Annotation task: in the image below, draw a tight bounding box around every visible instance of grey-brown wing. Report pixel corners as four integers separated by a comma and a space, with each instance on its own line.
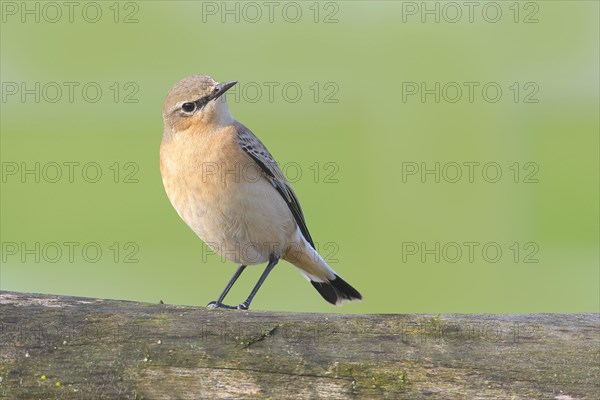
235, 122, 315, 248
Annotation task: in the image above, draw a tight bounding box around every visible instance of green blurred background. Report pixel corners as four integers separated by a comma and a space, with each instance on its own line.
1, 1, 598, 313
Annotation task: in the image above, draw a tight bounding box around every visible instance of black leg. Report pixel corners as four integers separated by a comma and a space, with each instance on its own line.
207, 264, 246, 309
238, 255, 279, 310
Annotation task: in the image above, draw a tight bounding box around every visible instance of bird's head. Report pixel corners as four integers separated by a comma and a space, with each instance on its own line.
162, 75, 237, 135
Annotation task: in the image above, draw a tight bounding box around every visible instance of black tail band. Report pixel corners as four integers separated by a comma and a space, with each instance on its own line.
311, 274, 362, 305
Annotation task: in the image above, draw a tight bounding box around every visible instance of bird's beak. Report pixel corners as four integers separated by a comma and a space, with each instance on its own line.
211, 81, 237, 101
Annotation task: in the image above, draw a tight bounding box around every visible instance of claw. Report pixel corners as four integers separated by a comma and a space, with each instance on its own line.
207, 301, 237, 310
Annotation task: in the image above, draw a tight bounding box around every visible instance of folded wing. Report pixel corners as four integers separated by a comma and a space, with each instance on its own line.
235, 122, 315, 249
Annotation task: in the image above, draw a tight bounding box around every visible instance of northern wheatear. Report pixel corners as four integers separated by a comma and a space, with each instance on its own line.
160, 75, 362, 309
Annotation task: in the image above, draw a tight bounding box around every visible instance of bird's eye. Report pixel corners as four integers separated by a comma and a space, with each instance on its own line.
181, 102, 196, 113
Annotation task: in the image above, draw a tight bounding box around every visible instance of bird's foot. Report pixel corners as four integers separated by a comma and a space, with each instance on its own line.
207, 301, 250, 310
207, 301, 236, 309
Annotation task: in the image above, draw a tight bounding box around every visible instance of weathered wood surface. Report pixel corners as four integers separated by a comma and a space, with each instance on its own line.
0, 291, 598, 399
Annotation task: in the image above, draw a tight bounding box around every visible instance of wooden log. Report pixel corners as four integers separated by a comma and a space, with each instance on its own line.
0, 291, 598, 399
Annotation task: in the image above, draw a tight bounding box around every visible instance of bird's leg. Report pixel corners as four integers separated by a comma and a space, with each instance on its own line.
207, 264, 246, 309
238, 255, 279, 310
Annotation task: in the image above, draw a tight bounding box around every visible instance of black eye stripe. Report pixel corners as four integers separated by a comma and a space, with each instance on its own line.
194, 96, 210, 109
181, 95, 211, 114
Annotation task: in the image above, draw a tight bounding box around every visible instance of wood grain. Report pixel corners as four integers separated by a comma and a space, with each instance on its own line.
1, 291, 598, 399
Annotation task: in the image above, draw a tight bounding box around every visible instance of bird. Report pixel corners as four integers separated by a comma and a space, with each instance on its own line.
160, 75, 362, 310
